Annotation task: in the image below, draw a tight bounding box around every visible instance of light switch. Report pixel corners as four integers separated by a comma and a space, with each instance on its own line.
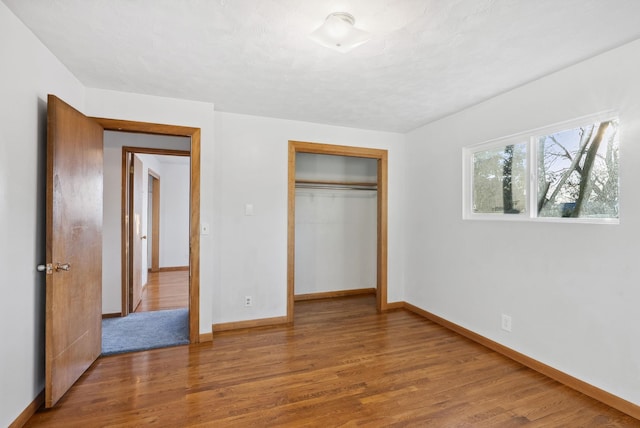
245, 204, 254, 216
201, 222, 210, 235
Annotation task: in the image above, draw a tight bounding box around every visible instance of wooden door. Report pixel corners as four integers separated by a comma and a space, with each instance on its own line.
129, 154, 144, 312
45, 95, 103, 407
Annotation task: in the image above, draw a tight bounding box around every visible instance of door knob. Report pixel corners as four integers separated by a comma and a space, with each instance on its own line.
37, 263, 69, 274
141, 235, 147, 240
37, 264, 52, 274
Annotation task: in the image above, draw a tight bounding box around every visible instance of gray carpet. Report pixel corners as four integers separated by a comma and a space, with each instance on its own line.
102, 308, 189, 356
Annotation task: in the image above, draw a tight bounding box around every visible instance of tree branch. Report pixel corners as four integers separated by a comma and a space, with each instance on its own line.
572, 121, 611, 217
539, 125, 594, 213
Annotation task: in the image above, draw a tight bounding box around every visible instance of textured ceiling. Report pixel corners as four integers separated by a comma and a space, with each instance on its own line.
4, 0, 640, 132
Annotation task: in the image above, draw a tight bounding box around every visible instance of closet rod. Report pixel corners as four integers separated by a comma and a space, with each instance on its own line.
295, 179, 378, 191
295, 183, 377, 191
295, 179, 377, 186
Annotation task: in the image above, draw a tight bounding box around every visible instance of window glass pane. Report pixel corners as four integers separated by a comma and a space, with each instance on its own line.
537, 119, 619, 218
472, 143, 527, 214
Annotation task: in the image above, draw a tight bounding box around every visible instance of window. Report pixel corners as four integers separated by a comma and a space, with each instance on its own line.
471, 142, 527, 215
464, 114, 619, 223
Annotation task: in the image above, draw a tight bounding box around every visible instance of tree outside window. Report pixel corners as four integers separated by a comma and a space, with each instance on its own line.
472, 143, 527, 214
465, 115, 619, 223
537, 119, 619, 219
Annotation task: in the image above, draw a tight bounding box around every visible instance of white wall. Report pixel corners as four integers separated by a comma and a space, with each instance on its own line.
102, 132, 190, 314
159, 159, 190, 268
0, 3, 86, 426
296, 153, 379, 182
139, 155, 190, 271
213, 112, 405, 323
404, 39, 640, 405
135, 154, 190, 284
295, 154, 377, 294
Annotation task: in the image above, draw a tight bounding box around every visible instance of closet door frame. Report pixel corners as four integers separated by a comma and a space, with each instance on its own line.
287, 141, 388, 321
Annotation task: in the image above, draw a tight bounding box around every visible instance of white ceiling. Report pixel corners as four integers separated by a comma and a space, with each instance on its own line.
4, 0, 640, 132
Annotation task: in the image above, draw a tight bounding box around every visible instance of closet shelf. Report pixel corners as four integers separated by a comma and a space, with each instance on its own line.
295, 179, 377, 191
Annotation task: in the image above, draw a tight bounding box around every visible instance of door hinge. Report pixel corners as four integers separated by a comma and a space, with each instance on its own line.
130, 165, 134, 174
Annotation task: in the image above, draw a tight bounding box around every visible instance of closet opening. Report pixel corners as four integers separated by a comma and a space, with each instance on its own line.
287, 141, 389, 322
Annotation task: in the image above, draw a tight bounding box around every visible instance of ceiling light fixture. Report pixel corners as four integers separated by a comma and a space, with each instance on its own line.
309, 12, 370, 53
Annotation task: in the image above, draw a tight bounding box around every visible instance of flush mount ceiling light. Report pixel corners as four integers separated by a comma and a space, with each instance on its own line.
309, 12, 371, 53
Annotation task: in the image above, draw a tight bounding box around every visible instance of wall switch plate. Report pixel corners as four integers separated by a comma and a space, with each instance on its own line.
501, 314, 512, 332
200, 222, 210, 235
245, 204, 254, 216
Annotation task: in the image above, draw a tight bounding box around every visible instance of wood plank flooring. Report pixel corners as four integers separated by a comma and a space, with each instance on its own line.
27, 296, 639, 427
135, 270, 189, 312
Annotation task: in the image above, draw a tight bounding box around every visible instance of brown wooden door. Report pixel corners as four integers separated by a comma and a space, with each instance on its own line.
45, 95, 103, 407
129, 154, 144, 312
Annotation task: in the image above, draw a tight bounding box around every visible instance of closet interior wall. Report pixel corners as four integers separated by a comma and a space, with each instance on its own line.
294, 153, 378, 296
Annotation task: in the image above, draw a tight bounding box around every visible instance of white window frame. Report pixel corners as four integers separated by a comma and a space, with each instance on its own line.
463, 136, 530, 221
463, 111, 620, 224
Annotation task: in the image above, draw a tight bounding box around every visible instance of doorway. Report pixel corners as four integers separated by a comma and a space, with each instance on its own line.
101, 147, 191, 355
123, 148, 190, 315
287, 141, 389, 322
94, 118, 201, 343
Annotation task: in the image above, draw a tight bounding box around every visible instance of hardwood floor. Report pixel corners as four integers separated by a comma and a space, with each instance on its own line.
135, 270, 189, 312
27, 296, 638, 427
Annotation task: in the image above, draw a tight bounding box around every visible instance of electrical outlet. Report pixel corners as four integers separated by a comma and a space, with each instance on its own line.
245, 296, 252, 307
501, 314, 512, 332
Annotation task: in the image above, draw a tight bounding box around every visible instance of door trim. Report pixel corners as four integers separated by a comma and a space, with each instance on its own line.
93, 118, 201, 343
287, 141, 389, 322
148, 169, 160, 273
128, 153, 145, 312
